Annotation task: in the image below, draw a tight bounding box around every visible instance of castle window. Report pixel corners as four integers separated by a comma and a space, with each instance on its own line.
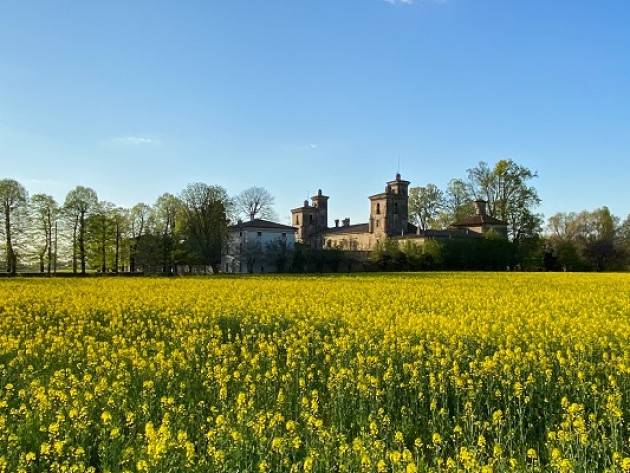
376, 220, 380, 228
282, 232, 287, 238
376, 203, 381, 214
394, 202, 398, 214
257, 231, 262, 237
296, 216, 300, 224
309, 215, 313, 223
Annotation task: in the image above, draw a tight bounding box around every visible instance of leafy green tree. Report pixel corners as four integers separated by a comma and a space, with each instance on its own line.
0, 179, 28, 274
616, 214, 630, 268
64, 186, 98, 274
438, 178, 474, 228
152, 193, 181, 273
545, 207, 623, 271
179, 183, 231, 273
467, 160, 542, 241
87, 201, 115, 272
30, 193, 58, 274
128, 203, 151, 272
408, 184, 444, 230
111, 207, 128, 273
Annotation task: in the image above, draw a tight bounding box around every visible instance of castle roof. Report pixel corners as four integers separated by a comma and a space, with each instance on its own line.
451, 214, 507, 227
391, 228, 483, 240
323, 223, 370, 235
229, 219, 297, 231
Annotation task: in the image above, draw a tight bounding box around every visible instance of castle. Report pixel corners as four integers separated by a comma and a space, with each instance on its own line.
291, 173, 507, 251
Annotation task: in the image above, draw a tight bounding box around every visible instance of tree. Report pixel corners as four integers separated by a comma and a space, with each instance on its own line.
408, 184, 444, 231
128, 203, 151, 272
236, 186, 276, 221
87, 201, 116, 272
545, 207, 623, 271
439, 178, 474, 227
579, 207, 619, 271
152, 193, 181, 273
179, 183, 231, 272
616, 214, 630, 268
467, 160, 542, 241
265, 239, 292, 273
30, 193, 58, 274
111, 207, 128, 273
0, 179, 28, 274
241, 239, 264, 273
64, 186, 98, 274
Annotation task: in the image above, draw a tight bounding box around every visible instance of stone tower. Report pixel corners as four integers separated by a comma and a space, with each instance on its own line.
368, 173, 410, 236
291, 189, 329, 247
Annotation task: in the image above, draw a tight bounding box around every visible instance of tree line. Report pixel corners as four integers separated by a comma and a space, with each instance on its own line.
0, 180, 275, 275
1, 159, 628, 274
405, 159, 629, 271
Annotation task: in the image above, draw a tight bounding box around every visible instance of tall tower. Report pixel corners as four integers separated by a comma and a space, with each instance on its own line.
291, 189, 329, 247
368, 173, 410, 236
311, 189, 329, 229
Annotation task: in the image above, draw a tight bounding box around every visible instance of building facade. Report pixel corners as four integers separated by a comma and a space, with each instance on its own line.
291, 173, 508, 251
222, 219, 297, 273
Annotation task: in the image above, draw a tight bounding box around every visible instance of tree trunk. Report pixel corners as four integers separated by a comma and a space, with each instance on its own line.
79, 211, 86, 275
130, 242, 136, 273
46, 211, 52, 275
53, 221, 58, 274
101, 235, 106, 273
114, 223, 120, 273
4, 209, 14, 275
72, 217, 78, 273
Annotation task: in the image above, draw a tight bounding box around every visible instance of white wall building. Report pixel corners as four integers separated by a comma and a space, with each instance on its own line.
222, 219, 297, 273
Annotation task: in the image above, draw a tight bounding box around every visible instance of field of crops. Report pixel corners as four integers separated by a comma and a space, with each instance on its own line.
0, 274, 628, 472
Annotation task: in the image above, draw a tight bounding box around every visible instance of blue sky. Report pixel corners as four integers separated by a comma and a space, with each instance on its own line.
1, 0, 629, 225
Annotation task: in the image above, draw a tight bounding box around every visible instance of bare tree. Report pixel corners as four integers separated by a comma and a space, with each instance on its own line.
64, 186, 98, 274
0, 179, 28, 274
236, 186, 276, 221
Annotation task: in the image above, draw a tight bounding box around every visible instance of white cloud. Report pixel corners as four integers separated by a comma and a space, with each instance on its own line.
309, 143, 318, 149
106, 136, 162, 146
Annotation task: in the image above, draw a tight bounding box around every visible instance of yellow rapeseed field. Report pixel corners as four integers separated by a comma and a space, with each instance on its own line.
0, 273, 628, 472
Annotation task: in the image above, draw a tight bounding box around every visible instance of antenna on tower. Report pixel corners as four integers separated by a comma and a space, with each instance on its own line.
397, 156, 401, 175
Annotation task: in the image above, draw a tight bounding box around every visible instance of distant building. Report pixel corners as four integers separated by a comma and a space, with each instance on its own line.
222, 219, 297, 273
449, 200, 509, 238
291, 173, 507, 251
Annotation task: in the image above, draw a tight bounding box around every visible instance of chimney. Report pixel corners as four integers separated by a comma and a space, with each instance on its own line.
474, 200, 488, 216
304, 200, 309, 207
318, 189, 322, 196
342, 218, 350, 227
396, 173, 401, 181
334, 219, 339, 227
